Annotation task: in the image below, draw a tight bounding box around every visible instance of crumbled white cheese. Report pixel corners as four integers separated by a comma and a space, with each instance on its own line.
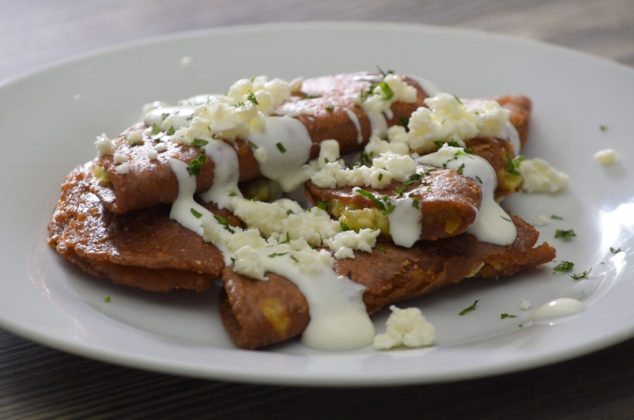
594, 148, 618, 166
518, 158, 569, 193
113, 152, 129, 164
373, 306, 436, 350
253, 148, 268, 164
311, 151, 416, 189
233, 245, 266, 280
114, 162, 130, 175
146, 148, 158, 160
180, 55, 192, 67
359, 75, 418, 129
289, 77, 303, 93
231, 198, 339, 247
154, 142, 168, 153
520, 298, 533, 311
126, 129, 144, 145
94, 133, 114, 156
325, 229, 380, 259
406, 93, 510, 153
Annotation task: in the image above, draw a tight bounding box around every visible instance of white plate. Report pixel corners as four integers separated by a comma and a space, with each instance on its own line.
1, 22, 633, 386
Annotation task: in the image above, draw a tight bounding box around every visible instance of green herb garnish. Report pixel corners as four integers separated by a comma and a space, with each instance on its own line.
280, 232, 291, 244
500, 313, 517, 319
190, 208, 203, 219
433, 139, 464, 149
600, 124, 608, 132
247, 91, 259, 105
377, 81, 394, 100
400, 116, 410, 128
550, 214, 563, 220
316, 201, 328, 211
452, 94, 463, 105
268, 252, 288, 258
610, 246, 623, 255
571, 268, 592, 280
192, 138, 209, 147
457, 163, 465, 175
459, 300, 479, 316
166, 126, 175, 136
340, 221, 350, 231
411, 198, 420, 209
160, 113, 169, 122
377, 66, 395, 77
325, 105, 335, 113
555, 229, 576, 241
506, 155, 525, 175
103, 295, 111, 303
553, 261, 574, 273
290, 255, 299, 263
151, 124, 161, 136
475, 175, 483, 184
213, 214, 235, 233
276, 142, 287, 153
355, 189, 395, 215
500, 215, 512, 222
187, 153, 206, 176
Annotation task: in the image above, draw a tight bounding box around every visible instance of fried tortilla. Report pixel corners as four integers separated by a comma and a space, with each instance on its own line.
305, 166, 482, 241
220, 216, 555, 349
93, 72, 427, 214
48, 164, 233, 292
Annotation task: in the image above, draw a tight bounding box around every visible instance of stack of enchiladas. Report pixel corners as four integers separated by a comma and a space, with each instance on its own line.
48, 71, 555, 350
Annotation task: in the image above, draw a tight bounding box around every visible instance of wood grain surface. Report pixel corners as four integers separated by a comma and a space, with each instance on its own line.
2, 0, 634, 418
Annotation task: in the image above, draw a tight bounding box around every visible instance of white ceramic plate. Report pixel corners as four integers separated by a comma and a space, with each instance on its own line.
1, 22, 633, 386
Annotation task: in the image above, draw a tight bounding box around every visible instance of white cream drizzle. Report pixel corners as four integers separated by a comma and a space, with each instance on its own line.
167, 156, 375, 351
417, 145, 517, 246
503, 122, 521, 154
199, 139, 243, 210
387, 197, 422, 247
247, 116, 312, 192
529, 298, 584, 322
343, 108, 364, 144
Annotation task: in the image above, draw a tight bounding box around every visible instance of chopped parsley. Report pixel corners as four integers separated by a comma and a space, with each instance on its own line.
316, 201, 328, 211
377, 66, 395, 77
247, 91, 259, 105
192, 138, 209, 147
475, 175, 483, 184
228, 191, 238, 197
550, 214, 564, 220
500, 215, 512, 222
457, 163, 465, 175
304, 93, 321, 99
433, 139, 463, 149
355, 189, 394, 215
213, 214, 235, 233
571, 268, 592, 280
276, 142, 287, 153
268, 252, 288, 258
506, 155, 525, 175
377, 81, 394, 100
600, 124, 608, 132
378, 173, 384, 181
452, 94, 463, 105
280, 232, 291, 244
555, 229, 576, 241
103, 295, 111, 303
166, 126, 175, 136
290, 255, 299, 263
610, 246, 623, 255
151, 124, 161, 136
339, 221, 350, 231
190, 208, 203, 219
500, 313, 517, 319
325, 105, 335, 113
375, 245, 387, 253
187, 153, 206, 176
411, 198, 420, 209
400, 116, 410, 128
248, 140, 259, 149
395, 173, 424, 196
553, 261, 574, 273
160, 112, 169, 122
459, 300, 479, 316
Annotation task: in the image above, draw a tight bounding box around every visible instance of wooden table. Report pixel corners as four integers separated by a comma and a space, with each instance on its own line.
2, 0, 633, 417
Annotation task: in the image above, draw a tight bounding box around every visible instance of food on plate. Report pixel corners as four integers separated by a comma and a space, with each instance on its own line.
220, 216, 555, 349
48, 70, 556, 351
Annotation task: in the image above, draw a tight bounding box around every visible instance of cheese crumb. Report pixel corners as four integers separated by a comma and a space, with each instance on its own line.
373, 306, 436, 350
126, 129, 144, 145
154, 142, 168, 153
518, 158, 568, 193
114, 162, 130, 175
146, 148, 158, 160
325, 229, 380, 259
594, 148, 618, 166
94, 133, 115, 156
113, 152, 129, 164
